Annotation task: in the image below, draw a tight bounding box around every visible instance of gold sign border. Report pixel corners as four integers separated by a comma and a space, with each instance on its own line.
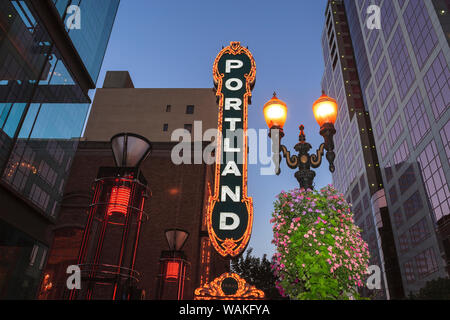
207, 42, 256, 258
194, 272, 265, 300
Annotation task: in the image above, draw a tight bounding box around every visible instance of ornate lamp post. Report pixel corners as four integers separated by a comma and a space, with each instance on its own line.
263, 92, 338, 190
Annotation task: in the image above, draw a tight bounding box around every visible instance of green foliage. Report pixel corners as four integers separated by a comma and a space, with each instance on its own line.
270, 185, 370, 300
231, 248, 285, 300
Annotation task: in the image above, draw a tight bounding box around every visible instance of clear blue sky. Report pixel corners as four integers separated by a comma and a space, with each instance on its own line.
93, 0, 330, 258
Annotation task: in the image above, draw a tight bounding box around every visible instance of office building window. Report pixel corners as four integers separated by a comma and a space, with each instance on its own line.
367, 27, 379, 52
367, 82, 376, 103
371, 39, 383, 68
417, 140, 450, 221
381, 0, 397, 40
365, 214, 373, 231
440, 120, 450, 163
371, 99, 380, 120
409, 218, 431, 246
383, 94, 397, 126
379, 139, 388, 159
399, 164, 416, 194
375, 56, 388, 84
368, 233, 378, 255
403, 190, 423, 220
30, 184, 50, 210
393, 207, 404, 229
423, 51, 450, 120
415, 247, 438, 279
403, 0, 438, 70
404, 88, 430, 147
359, 175, 366, 191
362, 193, 370, 210
374, 118, 384, 140
398, 233, 409, 254
166, 105, 171, 112
404, 260, 416, 283
352, 202, 363, 222
384, 165, 394, 182
393, 139, 410, 167
351, 183, 360, 202
163, 123, 168, 132
184, 124, 193, 133
389, 185, 398, 204
379, 75, 393, 107
186, 105, 194, 114
388, 117, 404, 147
388, 26, 416, 101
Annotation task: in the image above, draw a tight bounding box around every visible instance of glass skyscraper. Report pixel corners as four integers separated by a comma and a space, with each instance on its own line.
0, 0, 119, 299
321, 0, 449, 298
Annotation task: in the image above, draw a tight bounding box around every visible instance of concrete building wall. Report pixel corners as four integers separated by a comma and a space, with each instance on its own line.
84, 72, 218, 143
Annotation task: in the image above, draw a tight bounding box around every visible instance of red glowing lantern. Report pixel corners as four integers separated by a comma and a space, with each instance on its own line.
165, 261, 180, 280
107, 185, 131, 216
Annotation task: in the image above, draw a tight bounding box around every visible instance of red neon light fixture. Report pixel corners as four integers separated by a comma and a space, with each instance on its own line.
165, 261, 180, 280
107, 185, 131, 216
157, 229, 190, 300
69, 133, 152, 300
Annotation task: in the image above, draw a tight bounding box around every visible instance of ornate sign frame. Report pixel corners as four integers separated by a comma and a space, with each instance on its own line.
194, 273, 264, 300
207, 42, 256, 258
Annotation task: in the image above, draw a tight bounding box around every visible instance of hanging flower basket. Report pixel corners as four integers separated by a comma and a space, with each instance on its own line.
271, 185, 370, 300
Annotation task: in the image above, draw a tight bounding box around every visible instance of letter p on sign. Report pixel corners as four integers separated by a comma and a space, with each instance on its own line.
226, 60, 243, 73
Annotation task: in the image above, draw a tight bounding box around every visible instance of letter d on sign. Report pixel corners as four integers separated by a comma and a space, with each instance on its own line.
66, 265, 81, 290
219, 212, 240, 230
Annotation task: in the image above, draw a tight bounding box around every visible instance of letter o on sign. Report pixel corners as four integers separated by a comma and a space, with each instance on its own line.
225, 78, 243, 91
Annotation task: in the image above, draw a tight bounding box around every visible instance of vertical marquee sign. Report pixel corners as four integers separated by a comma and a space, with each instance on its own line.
208, 42, 256, 258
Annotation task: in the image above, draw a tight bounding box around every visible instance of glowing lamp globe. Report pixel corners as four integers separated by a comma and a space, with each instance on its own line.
263, 92, 288, 129
312, 92, 338, 127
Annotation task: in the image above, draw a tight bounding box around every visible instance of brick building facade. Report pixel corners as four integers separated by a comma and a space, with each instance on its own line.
39, 72, 229, 299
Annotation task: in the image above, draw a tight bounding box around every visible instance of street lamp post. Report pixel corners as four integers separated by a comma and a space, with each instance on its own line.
157, 229, 190, 300
69, 133, 152, 300
263, 92, 338, 190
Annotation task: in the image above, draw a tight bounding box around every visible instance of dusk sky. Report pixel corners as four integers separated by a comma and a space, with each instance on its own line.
91, 0, 331, 258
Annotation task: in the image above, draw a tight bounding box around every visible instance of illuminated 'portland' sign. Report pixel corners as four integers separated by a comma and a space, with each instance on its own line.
208, 42, 256, 258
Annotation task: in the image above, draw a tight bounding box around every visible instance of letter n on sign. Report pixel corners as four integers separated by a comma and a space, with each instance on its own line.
207, 42, 256, 258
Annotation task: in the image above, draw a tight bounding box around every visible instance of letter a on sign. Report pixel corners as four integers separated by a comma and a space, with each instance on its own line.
207, 42, 256, 258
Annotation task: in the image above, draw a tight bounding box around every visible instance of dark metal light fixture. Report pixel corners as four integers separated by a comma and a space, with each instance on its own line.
264, 91, 338, 190
165, 229, 189, 251
111, 133, 152, 168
